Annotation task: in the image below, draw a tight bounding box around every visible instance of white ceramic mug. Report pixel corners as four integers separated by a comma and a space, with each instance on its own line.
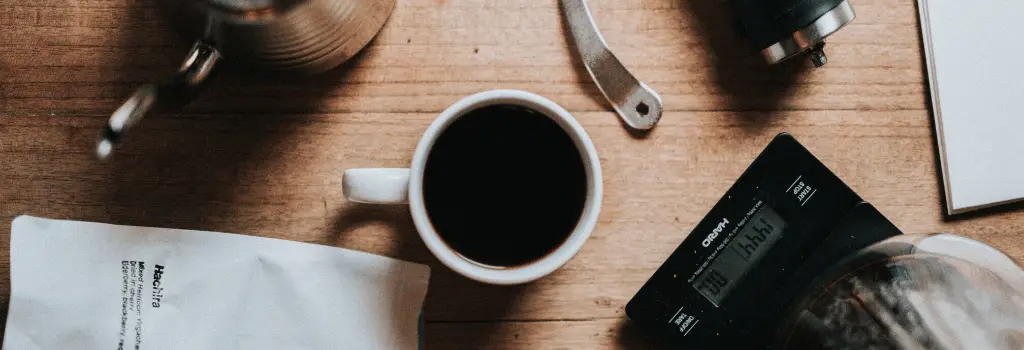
342, 90, 602, 285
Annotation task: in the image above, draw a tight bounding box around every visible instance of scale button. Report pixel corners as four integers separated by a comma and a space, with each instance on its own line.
785, 175, 818, 207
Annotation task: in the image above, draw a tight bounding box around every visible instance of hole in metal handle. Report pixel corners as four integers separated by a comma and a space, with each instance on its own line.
636, 102, 650, 116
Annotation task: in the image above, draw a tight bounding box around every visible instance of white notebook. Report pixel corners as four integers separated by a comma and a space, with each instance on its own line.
918, 0, 1024, 214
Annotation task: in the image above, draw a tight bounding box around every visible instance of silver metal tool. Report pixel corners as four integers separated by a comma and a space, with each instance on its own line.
560, 0, 664, 130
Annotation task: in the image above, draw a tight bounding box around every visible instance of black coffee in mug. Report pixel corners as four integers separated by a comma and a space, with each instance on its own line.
423, 105, 588, 267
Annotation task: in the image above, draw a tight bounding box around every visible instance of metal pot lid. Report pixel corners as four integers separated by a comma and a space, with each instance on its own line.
203, 0, 300, 13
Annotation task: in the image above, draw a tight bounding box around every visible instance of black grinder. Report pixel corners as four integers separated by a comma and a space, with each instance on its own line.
733, 0, 855, 66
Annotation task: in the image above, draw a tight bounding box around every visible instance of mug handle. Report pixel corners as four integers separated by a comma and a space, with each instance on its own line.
343, 168, 412, 204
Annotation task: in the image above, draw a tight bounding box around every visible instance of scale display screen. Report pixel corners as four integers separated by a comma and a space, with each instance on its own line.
692, 206, 787, 306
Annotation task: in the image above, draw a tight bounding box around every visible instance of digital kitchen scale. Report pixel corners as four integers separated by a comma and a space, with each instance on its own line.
625, 133, 903, 348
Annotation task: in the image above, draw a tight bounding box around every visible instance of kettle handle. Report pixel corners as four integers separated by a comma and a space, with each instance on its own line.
97, 41, 221, 159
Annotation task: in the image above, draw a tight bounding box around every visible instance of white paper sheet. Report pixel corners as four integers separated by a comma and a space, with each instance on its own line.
918, 0, 1024, 214
4, 216, 430, 350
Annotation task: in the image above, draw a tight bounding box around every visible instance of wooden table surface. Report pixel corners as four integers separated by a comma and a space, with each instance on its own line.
1, 0, 1022, 348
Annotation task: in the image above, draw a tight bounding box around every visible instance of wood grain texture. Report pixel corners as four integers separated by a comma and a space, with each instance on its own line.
0, 0, 1021, 348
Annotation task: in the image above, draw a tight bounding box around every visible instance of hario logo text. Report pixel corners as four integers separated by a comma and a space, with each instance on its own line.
701, 218, 730, 247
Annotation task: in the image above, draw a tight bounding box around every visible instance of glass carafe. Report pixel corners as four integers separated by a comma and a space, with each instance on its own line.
780, 234, 1024, 350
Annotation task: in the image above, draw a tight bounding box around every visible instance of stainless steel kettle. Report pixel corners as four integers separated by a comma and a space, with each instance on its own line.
98, 0, 397, 158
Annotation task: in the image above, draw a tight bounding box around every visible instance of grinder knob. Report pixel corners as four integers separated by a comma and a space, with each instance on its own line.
809, 43, 828, 67
732, 0, 855, 66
